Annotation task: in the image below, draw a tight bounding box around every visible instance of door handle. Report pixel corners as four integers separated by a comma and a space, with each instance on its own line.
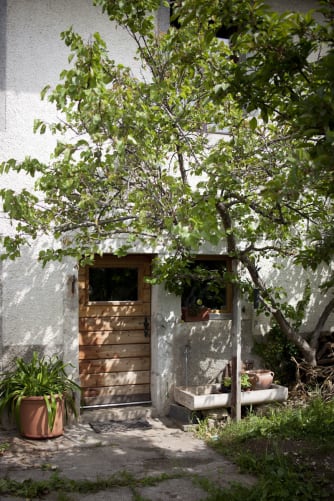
144, 316, 150, 338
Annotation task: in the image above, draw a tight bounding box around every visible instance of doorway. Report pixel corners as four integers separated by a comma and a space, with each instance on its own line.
79, 254, 151, 406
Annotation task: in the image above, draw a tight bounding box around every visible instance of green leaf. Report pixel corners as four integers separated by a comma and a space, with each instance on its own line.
249, 116, 257, 131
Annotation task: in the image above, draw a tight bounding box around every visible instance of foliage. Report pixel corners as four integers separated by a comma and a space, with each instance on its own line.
197, 397, 334, 499
0, 442, 10, 455
0, 0, 334, 365
0, 351, 80, 431
156, 257, 230, 311
220, 397, 334, 442
196, 454, 327, 500
0, 470, 186, 499
222, 373, 252, 391
234, 450, 327, 500
253, 325, 301, 386
185, 298, 204, 315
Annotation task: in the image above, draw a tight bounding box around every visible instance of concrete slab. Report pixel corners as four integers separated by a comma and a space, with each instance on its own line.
65, 489, 133, 501
0, 410, 256, 500
139, 478, 206, 501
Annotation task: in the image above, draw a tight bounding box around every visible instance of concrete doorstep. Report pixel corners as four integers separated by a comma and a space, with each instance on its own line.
0, 406, 256, 500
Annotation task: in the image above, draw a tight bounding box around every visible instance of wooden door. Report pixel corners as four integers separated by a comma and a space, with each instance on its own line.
79, 254, 151, 407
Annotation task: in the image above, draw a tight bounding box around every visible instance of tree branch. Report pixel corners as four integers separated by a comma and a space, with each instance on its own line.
54, 215, 138, 233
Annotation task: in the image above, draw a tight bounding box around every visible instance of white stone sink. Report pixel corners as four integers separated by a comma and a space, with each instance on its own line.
174, 384, 288, 410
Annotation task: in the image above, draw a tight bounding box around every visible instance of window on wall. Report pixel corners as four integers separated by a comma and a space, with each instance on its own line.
169, 1, 239, 40
181, 257, 232, 319
88, 267, 138, 302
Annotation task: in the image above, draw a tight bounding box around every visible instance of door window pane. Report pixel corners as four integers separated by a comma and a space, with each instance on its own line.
89, 267, 138, 301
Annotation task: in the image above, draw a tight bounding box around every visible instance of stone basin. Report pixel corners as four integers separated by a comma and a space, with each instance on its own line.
174, 383, 288, 410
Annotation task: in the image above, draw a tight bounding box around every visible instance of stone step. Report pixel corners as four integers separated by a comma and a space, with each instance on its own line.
79, 404, 156, 424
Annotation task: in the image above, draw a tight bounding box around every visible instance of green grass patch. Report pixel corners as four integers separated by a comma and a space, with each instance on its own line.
211, 398, 334, 445
0, 442, 10, 455
0, 470, 187, 499
196, 398, 334, 500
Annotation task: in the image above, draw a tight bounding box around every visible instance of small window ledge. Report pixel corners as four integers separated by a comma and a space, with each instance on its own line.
209, 312, 232, 320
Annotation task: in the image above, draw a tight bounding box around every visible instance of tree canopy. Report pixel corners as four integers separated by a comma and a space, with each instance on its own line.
1, 0, 333, 366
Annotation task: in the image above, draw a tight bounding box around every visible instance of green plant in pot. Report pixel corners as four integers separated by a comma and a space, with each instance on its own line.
0, 351, 81, 439
221, 373, 252, 393
187, 298, 209, 316
155, 257, 228, 321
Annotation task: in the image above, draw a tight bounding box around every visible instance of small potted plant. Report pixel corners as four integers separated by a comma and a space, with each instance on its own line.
182, 298, 210, 322
220, 373, 252, 393
0, 351, 80, 439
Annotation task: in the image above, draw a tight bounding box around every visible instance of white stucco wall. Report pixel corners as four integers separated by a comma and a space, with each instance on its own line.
1, 241, 76, 365
3, 0, 140, 147
0, 0, 141, 371
269, 0, 320, 15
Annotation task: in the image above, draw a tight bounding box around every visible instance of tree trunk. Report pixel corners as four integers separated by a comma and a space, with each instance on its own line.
241, 254, 318, 366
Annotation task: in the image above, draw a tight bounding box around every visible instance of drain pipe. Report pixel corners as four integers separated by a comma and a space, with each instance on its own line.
184, 342, 191, 386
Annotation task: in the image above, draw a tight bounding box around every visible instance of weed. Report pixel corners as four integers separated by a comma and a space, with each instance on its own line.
131, 493, 151, 501
0, 469, 188, 499
209, 398, 334, 445
55, 494, 72, 501
138, 472, 184, 487
194, 416, 212, 438
196, 396, 333, 500
0, 441, 10, 455
41, 462, 58, 471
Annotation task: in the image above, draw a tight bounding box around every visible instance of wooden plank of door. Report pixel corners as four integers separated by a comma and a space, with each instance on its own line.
79, 297, 151, 316
82, 384, 151, 405
79, 316, 148, 331
80, 370, 150, 387
82, 384, 151, 398
79, 343, 150, 360
79, 357, 150, 374
79, 331, 149, 346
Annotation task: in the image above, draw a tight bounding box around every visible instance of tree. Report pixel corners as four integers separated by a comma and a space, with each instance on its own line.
0, 0, 333, 367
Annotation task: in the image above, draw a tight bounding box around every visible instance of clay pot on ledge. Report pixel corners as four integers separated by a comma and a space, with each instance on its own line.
181, 306, 210, 322
248, 370, 274, 390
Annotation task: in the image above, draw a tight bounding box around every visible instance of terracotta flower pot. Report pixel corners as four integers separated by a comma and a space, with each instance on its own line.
182, 307, 210, 322
19, 396, 64, 439
248, 370, 274, 390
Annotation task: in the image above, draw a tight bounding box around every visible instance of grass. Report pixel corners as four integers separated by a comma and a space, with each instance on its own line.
0, 471, 187, 499
196, 397, 334, 500
0, 441, 10, 455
